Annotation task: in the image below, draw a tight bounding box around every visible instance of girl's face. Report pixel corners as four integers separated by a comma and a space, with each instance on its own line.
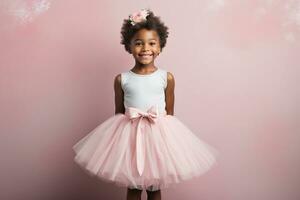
129, 29, 161, 65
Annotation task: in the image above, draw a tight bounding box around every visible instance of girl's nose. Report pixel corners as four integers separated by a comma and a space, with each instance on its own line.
142, 44, 150, 51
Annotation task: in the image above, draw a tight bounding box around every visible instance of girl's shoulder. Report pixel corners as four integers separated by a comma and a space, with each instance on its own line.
155, 68, 175, 88
166, 71, 175, 81
159, 68, 175, 82
160, 69, 175, 82
113, 70, 131, 90
158, 68, 174, 76
114, 73, 122, 82
113, 70, 129, 82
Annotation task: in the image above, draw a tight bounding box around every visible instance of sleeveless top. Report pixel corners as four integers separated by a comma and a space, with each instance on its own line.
121, 68, 168, 113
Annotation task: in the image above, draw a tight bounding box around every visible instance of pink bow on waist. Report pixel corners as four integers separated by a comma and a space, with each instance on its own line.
125, 105, 164, 176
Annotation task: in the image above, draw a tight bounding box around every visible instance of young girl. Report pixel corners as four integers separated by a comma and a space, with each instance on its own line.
73, 8, 219, 200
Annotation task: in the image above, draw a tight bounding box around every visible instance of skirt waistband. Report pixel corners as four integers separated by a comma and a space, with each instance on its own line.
125, 106, 167, 118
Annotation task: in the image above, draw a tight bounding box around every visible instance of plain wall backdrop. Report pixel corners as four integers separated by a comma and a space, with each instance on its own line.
0, 0, 299, 199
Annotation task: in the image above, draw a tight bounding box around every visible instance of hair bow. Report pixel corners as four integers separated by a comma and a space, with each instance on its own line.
129, 8, 149, 26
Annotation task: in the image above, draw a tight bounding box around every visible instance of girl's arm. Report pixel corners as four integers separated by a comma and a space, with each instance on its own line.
114, 74, 125, 114
165, 72, 175, 115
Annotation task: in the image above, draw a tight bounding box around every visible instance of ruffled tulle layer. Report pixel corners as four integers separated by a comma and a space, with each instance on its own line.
72, 113, 219, 191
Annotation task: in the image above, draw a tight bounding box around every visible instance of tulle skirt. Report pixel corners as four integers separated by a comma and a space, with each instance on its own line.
72, 106, 219, 191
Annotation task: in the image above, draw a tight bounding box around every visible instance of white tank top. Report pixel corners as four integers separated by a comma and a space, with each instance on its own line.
121, 68, 168, 113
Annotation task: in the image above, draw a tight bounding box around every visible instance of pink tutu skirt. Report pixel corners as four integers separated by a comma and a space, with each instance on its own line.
72, 106, 219, 191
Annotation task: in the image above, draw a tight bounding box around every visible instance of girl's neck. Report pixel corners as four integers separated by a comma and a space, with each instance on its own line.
132, 63, 157, 73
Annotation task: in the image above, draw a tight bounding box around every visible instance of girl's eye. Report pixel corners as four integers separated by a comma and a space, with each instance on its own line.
134, 42, 156, 46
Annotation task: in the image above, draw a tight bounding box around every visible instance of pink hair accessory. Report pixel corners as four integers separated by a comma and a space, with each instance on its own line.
129, 8, 149, 26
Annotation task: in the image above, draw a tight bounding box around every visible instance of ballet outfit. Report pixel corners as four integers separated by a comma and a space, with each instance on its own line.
72, 67, 219, 191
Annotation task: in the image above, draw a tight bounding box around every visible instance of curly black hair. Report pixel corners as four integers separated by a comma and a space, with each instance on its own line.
120, 9, 169, 54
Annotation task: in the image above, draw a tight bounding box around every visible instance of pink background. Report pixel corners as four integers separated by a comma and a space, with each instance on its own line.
1, 0, 299, 199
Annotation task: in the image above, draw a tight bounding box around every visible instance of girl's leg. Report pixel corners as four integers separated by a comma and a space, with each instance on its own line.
126, 188, 143, 200
146, 189, 161, 200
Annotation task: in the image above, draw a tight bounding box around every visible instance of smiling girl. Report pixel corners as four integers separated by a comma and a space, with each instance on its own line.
73, 8, 218, 200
